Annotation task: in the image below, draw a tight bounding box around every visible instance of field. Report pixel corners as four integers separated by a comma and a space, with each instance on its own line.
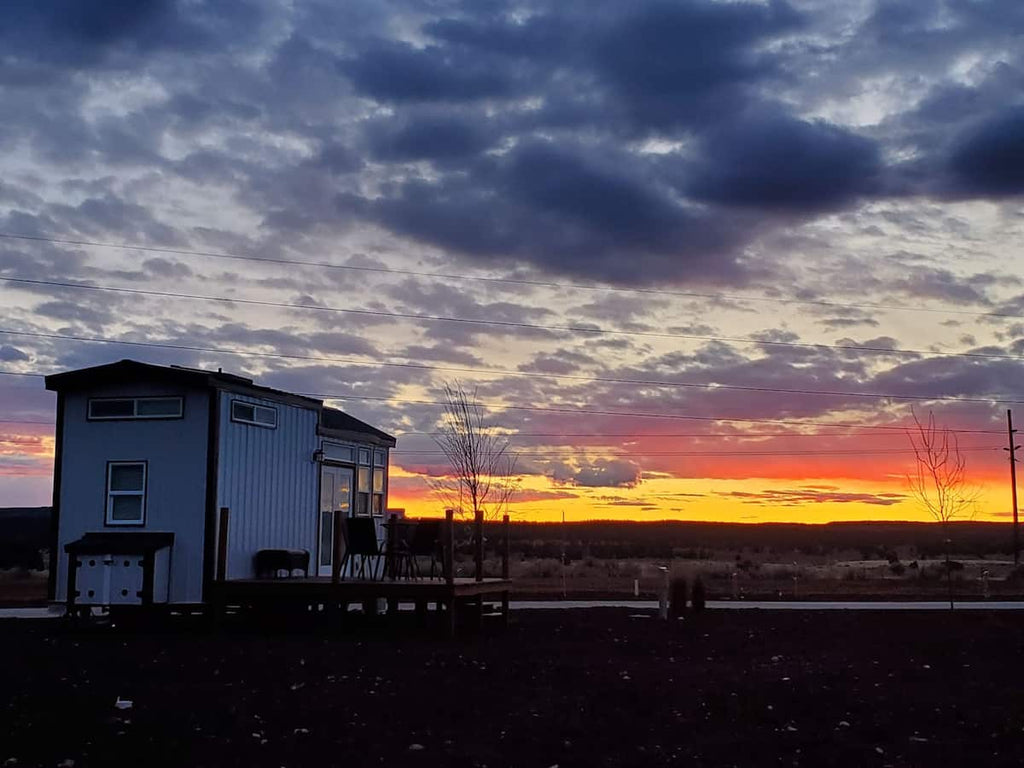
5, 513, 1024, 604
3, 608, 1024, 767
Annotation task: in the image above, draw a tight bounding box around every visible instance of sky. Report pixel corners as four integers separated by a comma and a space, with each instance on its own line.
1, 0, 1023, 523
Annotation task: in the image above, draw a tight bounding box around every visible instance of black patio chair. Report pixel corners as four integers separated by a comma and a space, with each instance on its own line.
408, 520, 446, 580
385, 519, 417, 580
254, 549, 310, 578
340, 517, 383, 580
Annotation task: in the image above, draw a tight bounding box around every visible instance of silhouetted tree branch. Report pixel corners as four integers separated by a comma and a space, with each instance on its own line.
906, 409, 979, 609
429, 380, 520, 523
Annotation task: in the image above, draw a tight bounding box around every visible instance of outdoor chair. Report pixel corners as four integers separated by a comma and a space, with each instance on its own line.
408, 520, 446, 580
340, 517, 384, 580
385, 519, 417, 580
254, 549, 310, 578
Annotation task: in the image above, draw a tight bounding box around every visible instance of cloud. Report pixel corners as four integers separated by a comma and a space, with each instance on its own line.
364, 112, 497, 163
0, 345, 30, 362
372, 139, 748, 284
549, 457, 642, 488
721, 488, 908, 506
685, 111, 882, 212
945, 106, 1024, 198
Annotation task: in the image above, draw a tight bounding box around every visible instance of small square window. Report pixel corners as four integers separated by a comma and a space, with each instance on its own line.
106, 462, 146, 526
373, 449, 386, 466
358, 447, 370, 465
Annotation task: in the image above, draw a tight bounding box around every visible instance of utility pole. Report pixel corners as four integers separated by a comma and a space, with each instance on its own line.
1006, 410, 1020, 567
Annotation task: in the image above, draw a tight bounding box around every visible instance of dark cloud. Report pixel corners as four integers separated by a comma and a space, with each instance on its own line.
365, 113, 496, 163
686, 112, 882, 212
722, 488, 907, 506
549, 457, 642, 488
946, 106, 1024, 198
341, 40, 521, 103
372, 140, 748, 284
589, 0, 803, 131
0, 345, 30, 362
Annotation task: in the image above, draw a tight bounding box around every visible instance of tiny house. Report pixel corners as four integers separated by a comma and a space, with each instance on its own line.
45, 360, 396, 611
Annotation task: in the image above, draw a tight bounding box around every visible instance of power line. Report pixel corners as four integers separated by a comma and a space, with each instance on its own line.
2, 327, 1022, 407
6, 275, 1024, 364
302, 392, 998, 433
398, 430, 929, 438
0, 366, 1006, 433
1, 230, 1020, 321
393, 447, 1002, 457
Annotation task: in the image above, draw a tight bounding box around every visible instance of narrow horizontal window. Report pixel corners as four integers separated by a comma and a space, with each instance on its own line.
322, 443, 354, 463
89, 397, 182, 420
231, 400, 277, 428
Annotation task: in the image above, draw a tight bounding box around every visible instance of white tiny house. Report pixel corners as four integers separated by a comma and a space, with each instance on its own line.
45, 360, 396, 611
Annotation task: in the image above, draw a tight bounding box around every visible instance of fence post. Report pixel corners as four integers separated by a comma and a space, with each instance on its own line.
216, 507, 230, 582
658, 566, 669, 620
444, 508, 455, 585
474, 508, 484, 582
501, 514, 510, 580
501, 514, 510, 628
386, 513, 397, 580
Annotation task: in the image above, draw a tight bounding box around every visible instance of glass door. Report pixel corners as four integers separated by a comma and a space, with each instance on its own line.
318, 465, 353, 577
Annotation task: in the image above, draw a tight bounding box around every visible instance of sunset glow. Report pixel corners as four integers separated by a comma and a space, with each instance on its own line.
1, 1, 1022, 524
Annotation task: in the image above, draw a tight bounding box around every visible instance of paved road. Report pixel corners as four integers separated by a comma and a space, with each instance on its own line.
512, 600, 1024, 611
5, 600, 1024, 619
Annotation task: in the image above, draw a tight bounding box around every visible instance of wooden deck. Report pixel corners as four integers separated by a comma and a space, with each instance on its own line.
210, 576, 512, 636
208, 509, 514, 636
215, 576, 511, 601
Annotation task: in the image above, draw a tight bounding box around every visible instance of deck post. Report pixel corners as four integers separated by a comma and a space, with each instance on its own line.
474, 508, 484, 582
444, 509, 455, 585
332, 510, 344, 584
501, 514, 510, 628
445, 508, 456, 637
216, 507, 230, 581
386, 513, 397, 580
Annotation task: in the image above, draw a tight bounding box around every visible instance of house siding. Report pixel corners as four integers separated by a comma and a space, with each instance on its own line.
216, 391, 320, 580
54, 384, 209, 604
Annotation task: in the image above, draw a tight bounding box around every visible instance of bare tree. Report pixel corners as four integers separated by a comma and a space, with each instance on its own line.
429, 381, 520, 522
906, 409, 979, 609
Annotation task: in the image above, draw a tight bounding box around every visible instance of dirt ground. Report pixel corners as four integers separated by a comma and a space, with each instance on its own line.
3, 608, 1024, 767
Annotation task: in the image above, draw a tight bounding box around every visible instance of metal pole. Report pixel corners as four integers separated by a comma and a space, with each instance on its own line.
560, 509, 566, 601
1007, 410, 1020, 567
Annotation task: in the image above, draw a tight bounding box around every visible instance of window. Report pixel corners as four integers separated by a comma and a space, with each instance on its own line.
322, 443, 354, 463
231, 400, 277, 428
358, 447, 370, 465
89, 397, 182, 420
373, 449, 386, 467
106, 462, 147, 526
356, 466, 370, 516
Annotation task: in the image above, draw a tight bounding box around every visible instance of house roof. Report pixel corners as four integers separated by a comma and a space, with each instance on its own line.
321, 406, 396, 446
45, 359, 396, 444
65, 531, 175, 554
45, 359, 322, 406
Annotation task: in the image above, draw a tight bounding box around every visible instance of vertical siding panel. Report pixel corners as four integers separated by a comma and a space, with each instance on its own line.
217, 392, 319, 579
